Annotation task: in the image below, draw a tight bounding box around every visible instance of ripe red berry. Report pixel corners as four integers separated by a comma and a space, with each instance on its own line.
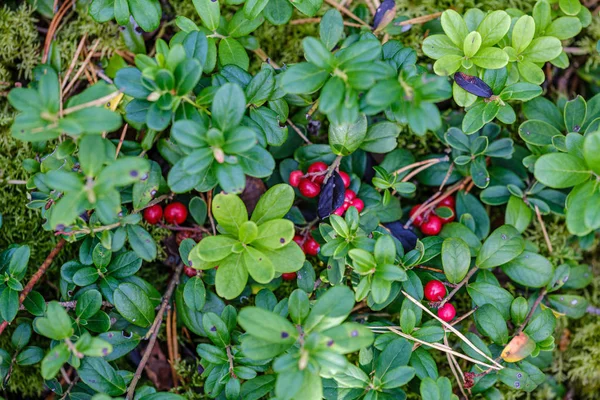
293, 235, 304, 247
333, 205, 345, 216
303, 237, 320, 256
344, 189, 356, 202
439, 196, 456, 209
184, 266, 197, 277
339, 171, 351, 188
409, 205, 425, 227
282, 272, 297, 281
143, 204, 163, 225
435, 207, 455, 224
350, 198, 364, 213
308, 161, 328, 184
289, 170, 303, 187
424, 280, 447, 301
164, 202, 188, 225
420, 215, 443, 235
299, 179, 321, 198
438, 303, 456, 322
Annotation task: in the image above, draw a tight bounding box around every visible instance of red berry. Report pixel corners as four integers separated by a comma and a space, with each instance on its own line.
339, 171, 351, 188
438, 303, 456, 322
299, 179, 321, 198
164, 202, 188, 225
308, 161, 328, 184
293, 235, 304, 247
303, 237, 320, 256
342, 201, 350, 210
350, 198, 364, 213
344, 190, 356, 202
409, 205, 425, 227
289, 170, 303, 187
424, 280, 447, 301
420, 215, 442, 235
439, 196, 455, 209
282, 272, 297, 281
184, 266, 197, 277
143, 204, 163, 225
435, 206, 455, 224
333, 205, 345, 216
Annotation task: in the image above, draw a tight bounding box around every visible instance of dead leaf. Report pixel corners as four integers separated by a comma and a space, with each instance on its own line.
501, 332, 536, 362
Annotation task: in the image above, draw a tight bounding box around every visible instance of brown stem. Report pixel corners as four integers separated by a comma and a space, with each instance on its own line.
439, 267, 478, 308
114, 124, 129, 159
393, 158, 442, 176
394, 11, 442, 26
62, 39, 101, 96
323, 0, 370, 27
0, 239, 66, 336
126, 263, 183, 399
534, 205, 553, 254
400, 157, 448, 183
61, 34, 88, 91
288, 119, 313, 145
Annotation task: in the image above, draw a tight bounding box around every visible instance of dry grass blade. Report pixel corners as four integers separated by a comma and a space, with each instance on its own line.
400, 290, 504, 369
370, 326, 501, 371
62, 39, 101, 95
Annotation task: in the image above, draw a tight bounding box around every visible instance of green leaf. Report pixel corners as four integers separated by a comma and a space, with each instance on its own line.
441, 10, 469, 49
559, 0, 581, 15
476, 225, 524, 269
215, 253, 248, 299
441, 238, 471, 284
33, 302, 73, 340
304, 285, 354, 333
113, 282, 155, 327
474, 304, 508, 345
512, 16, 535, 54
218, 38, 250, 71
107, 251, 142, 279
251, 184, 295, 224
78, 357, 126, 396
202, 312, 231, 346
433, 54, 462, 76
463, 31, 482, 58
564, 95, 587, 133
583, 130, 600, 175
471, 47, 509, 69
252, 219, 294, 250
322, 322, 374, 354
192, 0, 220, 30
184, 277, 206, 311
41, 343, 69, 380
263, 0, 293, 25
243, 0, 269, 20
320, 9, 343, 51
16, 346, 44, 366
505, 196, 532, 233
545, 16, 582, 40
292, 0, 322, 17
128, 0, 161, 32
477, 10, 511, 47
281, 63, 329, 94
243, 247, 275, 283
212, 192, 248, 236
11, 323, 32, 350
212, 83, 246, 133
76, 289, 102, 320
329, 114, 368, 156
238, 306, 298, 343
502, 251, 554, 288
534, 153, 591, 188
523, 37, 562, 62
126, 225, 157, 261
360, 122, 400, 153
467, 282, 513, 319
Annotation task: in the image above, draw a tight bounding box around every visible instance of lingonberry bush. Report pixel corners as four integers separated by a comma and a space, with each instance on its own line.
0, 0, 598, 398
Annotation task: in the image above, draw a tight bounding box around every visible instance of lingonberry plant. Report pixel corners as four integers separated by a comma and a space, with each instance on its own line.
0, 0, 598, 398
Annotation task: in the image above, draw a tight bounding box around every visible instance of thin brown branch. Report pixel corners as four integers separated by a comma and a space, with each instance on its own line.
394, 11, 442, 26
534, 205, 553, 254
62, 39, 101, 95
323, 0, 370, 27
126, 263, 183, 399
287, 119, 313, 145
0, 239, 66, 336
439, 267, 478, 308
114, 123, 129, 159
514, 289, 547, 336
61, 34, 88, 90
253, 49, 281, 69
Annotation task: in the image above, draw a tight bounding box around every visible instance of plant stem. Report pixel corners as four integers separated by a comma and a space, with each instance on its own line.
323, 0, 370, 27
534, 205, 553, 254
287, 119, 312, 145
0, 238, 66, 336
126, 263, 183, 399
439, 267, 479, 308
394, 11, 442, 26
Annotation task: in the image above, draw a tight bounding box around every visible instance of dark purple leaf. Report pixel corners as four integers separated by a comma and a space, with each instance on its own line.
373, 0, 396, 30
454, 72, 493, 98
317, 171, 345, 219
384, 221, 418, 251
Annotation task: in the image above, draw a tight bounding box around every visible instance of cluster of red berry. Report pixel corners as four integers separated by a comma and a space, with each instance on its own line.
280, 233, 321, 281
289, 161, 364, 215
424, 279, 456, 322
409, 196, 456, 236
143, 202, 198, 277
143, 202, 188, 226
